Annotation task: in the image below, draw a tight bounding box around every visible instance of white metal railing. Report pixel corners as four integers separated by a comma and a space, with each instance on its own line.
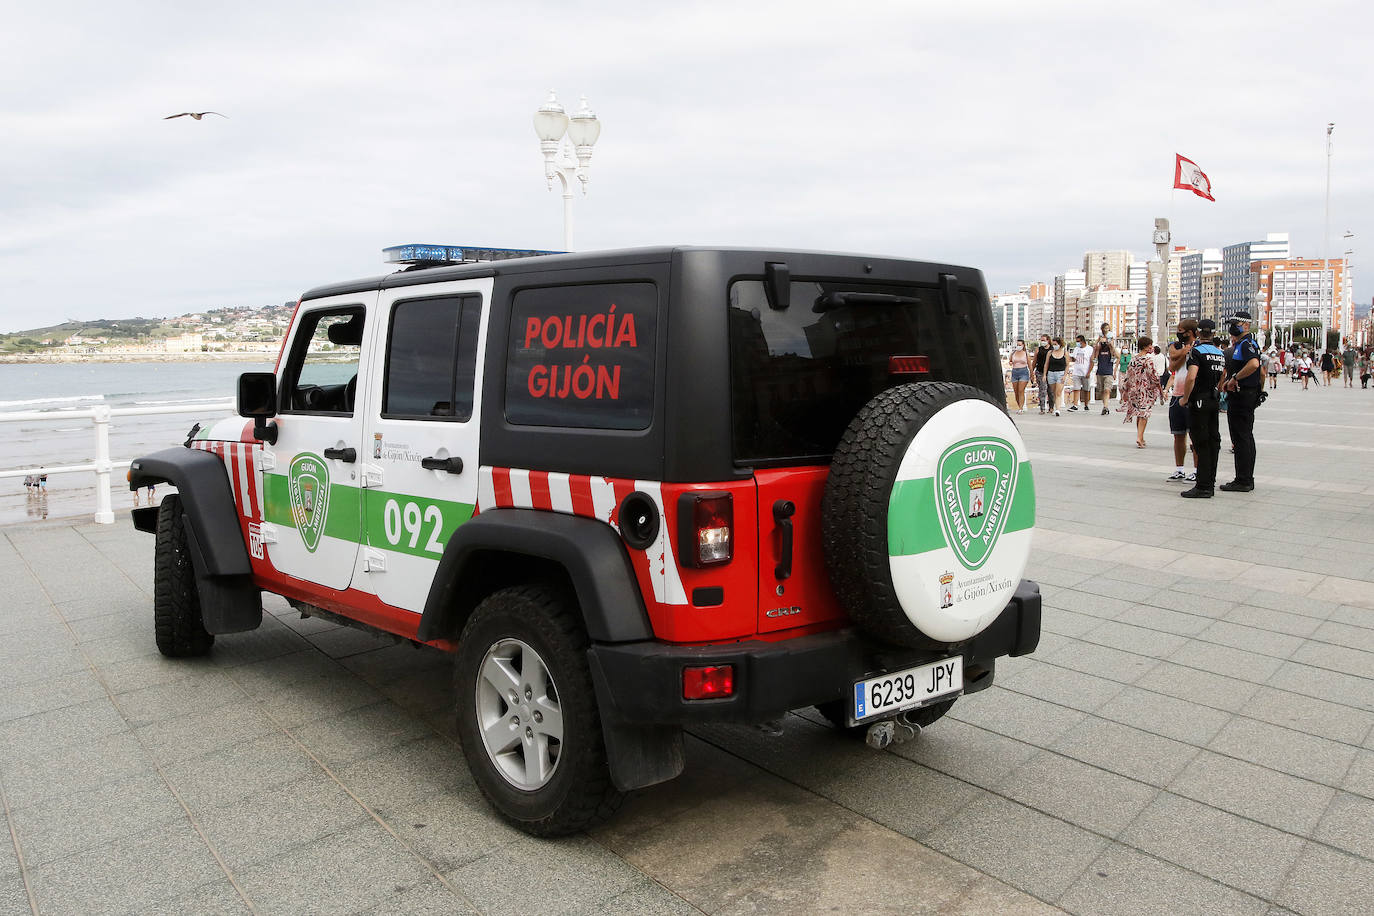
1, 400, 235, 524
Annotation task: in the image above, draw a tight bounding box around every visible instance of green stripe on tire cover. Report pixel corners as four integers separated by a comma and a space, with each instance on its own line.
888, 461, 1035, 557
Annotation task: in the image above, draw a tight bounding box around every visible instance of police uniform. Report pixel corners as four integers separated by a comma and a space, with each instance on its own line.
1222, 315, 1262, 492
1182, 321, 1226, 498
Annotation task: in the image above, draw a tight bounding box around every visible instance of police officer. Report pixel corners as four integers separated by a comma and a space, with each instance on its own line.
1220, 310, 1262, 492
1180, 318, 1226, 498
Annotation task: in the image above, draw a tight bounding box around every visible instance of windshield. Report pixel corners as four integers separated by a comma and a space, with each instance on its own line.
728, 278, 989, 464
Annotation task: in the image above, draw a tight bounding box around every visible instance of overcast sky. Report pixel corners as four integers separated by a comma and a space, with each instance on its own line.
1, 0, 1369, 332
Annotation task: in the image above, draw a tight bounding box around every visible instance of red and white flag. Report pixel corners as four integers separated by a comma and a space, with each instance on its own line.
1174, 154, 1215, 201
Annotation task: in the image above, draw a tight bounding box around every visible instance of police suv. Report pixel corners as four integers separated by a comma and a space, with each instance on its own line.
129, 244, 1041, 835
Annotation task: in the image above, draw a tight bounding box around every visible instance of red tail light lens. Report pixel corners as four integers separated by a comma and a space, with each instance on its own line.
683, 664, 735, 699
678, 492, 733, 567
889, 355, 930, 375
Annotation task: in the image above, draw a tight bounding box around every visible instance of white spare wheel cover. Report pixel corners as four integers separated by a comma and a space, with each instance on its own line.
886, 399, 1035, 643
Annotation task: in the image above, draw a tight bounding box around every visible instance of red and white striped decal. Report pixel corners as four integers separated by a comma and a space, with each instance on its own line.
192, 441, 261, 522
477, 466, 687, 605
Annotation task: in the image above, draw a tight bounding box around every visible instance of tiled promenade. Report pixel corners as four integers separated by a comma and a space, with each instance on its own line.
2, 379, 1372, 914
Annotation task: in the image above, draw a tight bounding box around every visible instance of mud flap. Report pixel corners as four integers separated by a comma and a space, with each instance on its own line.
182, 519, 263, 634
588, 650, 685, 791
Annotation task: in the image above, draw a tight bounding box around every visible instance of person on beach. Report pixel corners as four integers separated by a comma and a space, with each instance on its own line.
1118, 336, 1163, 448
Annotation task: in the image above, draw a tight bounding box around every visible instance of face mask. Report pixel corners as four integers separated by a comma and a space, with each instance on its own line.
1228, 323, 1244, 337
1176, 332, 1189, 344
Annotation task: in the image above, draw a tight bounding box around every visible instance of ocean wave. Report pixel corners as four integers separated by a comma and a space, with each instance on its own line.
0, 394, 106, 408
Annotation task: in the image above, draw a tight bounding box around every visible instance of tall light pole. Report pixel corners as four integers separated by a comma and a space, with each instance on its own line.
1342, 230, 1355, 343
1322, 122, 1334, 351
533, 90, 601, 252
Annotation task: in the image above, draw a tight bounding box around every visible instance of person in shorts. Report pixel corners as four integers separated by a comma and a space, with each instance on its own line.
1166, 319, 1197, 482
1069, 335, 1092, 411
1091, 323, 1117, 415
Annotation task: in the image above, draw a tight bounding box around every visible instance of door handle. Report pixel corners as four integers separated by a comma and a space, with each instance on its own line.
773, 499, 795, 580
421, 456, 464, 475
323, 447, 357, 463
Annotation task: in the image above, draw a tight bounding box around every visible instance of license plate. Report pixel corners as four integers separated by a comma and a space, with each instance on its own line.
853, 657, 962, 722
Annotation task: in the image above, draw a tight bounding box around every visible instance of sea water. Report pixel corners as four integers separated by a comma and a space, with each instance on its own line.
0, 361, 272, 525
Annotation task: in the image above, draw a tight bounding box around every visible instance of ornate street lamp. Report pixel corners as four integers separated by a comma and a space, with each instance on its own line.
533, 90, 600, 251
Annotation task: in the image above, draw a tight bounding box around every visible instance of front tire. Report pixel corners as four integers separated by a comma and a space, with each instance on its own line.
153, 495, 214, 657
454, 584, 622, 836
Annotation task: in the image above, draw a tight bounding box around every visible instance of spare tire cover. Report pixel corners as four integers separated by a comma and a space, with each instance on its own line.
823, 382, 1036, 646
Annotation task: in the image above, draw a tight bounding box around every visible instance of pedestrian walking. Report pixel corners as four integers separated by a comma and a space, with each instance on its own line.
1151, 345, 1168, 404
1263, 347, 1279, 390
1320, 349, 1335, 386
1046, 337, 1068, 416
1008, 339, 1030, 413
1033, 335, 1052, 414
1180, 319, 1225, 499
1091, 323, 1116, 415
1118, 336, 1163, 448
1165, 319, 1197, 483
1069, 335, 1092, 411
1361, 352, 1371, 389
1343, 342, 1358, 388
1219, 311, 1262, 493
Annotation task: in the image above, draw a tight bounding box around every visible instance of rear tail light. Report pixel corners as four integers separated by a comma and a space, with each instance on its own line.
889, 355, 930, 376
678, 491, 733, 567
683, 664, 735, 699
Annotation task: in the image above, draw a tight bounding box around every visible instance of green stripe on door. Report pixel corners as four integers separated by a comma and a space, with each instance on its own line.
888, 461, 1035, 557
262, 473, 473, 557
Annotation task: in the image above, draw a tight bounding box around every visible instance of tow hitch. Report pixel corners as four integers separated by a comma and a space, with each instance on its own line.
864, 711, 925, 749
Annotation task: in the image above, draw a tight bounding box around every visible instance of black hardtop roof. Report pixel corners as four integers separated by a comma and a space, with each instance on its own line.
297, 245, 981, 303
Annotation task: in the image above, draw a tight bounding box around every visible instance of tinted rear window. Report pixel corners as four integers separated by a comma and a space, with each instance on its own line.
729, 279, 986, 463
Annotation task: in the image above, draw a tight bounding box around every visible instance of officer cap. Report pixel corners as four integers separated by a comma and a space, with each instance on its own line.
1233, 310, 1252, 321
1198, 318, 1217, 332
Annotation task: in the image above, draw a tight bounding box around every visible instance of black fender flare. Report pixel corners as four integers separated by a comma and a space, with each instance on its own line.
417, 509, 653, 644
128, 447, 251, 577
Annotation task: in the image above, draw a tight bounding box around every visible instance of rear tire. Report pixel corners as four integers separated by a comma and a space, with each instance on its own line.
454, 584, 623, 836
153, 495, 214, 657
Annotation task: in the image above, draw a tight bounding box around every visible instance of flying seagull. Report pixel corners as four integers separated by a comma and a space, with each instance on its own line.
164, 111, 227, 120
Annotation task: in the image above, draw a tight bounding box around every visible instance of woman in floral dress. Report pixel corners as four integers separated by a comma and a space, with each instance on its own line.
1118, 336, 1163, 448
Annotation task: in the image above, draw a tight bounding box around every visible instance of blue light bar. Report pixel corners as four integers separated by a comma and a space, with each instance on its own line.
383, 244, 563, 265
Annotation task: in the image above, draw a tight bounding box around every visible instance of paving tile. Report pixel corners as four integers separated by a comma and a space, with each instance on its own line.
0, 669, 107, 724
203, 619, 308, 668
1133, 659, 1264, 713
924, 792, 1109, 901
254, 672, 384, 729
291, 700, 433, 769
813, 753, 987, 840
1051, 717, 1199, 787
692, 717, 875, 788
94, 652, 217, 695
1241, 686, 1374, 745
333, 737, 471, 814
0, 645, 89, 691
134, 700, 277, 766
448, 831, 642, 916
1041, 607, 1104, 638
305, 625, 401, 659
1083, 619, 1190, 659
0, 696, 128, 755
1122, 604, 1214, 637
135, 879, 253, 915
568, 877, 704, 916
890, 719, 1040, 791
1040, 639, 1159, 685
26, 821, 223, 916
113, 667, 248, 727
1094, 685, 1234, 746
1120, 793, 1305, 899
375, 783, 525, 874
222, 648, 344, 697
1289, 641, 1374, 679
1225, 606, 1325, 638
161, 732, 318, 811
1266, 660, 1374, 712
337, 641, 452, 686
946, 685, 1087, 747
9, 772, 185, 867
1199, 620, 1307, 659
995, 750, 1158, 838
1310, 618, 1374, 653
1276, 841, 1374, 916
1168, 750, 1336, 836
1207, 718, 1358, 787
197, 775, 373, 869
1170, 640, 1286, 684
1312, 791, 1374, 861
350, 878, 481, 915
0, 731, 152, 810
1146, 587, 1236, 618
235, 821, 432, 915
1343, 750, 1374, 801
997, 658, 1127, 713
1059, 844, 1269, 916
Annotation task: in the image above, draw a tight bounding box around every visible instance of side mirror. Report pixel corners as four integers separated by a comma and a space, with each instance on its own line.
237, 372, 279, 444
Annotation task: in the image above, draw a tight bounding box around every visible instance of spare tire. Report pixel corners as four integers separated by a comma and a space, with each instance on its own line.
822, 382, 1035, 647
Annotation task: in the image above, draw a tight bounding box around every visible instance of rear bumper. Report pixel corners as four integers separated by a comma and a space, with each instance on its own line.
588, 579, 1041, 725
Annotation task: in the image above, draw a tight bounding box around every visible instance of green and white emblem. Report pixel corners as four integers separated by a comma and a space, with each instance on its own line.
933, 436, 1019, 571
288, 452, 330, 552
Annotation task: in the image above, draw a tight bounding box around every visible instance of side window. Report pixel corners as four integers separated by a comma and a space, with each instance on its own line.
281, 307, 364, 415
383, 295, 481, 421
505, 282, 657, 430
